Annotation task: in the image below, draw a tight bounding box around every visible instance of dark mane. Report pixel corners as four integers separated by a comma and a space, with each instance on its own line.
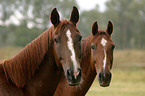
2, 26, 54, 88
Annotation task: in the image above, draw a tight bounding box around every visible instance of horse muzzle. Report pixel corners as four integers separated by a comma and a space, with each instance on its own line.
98, 71, 112, 87
66, 68, 81, 86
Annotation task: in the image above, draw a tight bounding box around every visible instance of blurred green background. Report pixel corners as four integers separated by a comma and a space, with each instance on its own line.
0, 0, 145, 96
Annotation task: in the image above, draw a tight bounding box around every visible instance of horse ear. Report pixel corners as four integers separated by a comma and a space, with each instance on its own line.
70, 6, 79, 26
106, 21, 113, 35
92, 21, 98, 36
50, 8, 60, 27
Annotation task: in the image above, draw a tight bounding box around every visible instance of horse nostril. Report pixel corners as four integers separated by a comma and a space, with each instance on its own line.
67, 69, 72, 80
99, 72, 102, 82
77, 68, 81, 78
99, 72, 102, 79
67, 70, 71, 75
109, 72, 112, 80
78, 68, 81, 73
73, 68, 81, 79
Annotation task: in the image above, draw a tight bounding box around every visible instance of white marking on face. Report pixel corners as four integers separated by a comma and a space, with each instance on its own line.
101, 38, 107, 47
101, 38, 108, 70
66, 29, 78, 79
103, 49, 107, 70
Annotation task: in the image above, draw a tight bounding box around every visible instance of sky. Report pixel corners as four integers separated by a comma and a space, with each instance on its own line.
77, 0, 108, 12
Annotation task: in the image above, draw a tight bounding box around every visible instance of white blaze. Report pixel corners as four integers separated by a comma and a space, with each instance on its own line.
101, 38, 107, 46
103, 49, 107, 70
66, 29, 78, 79
101, 38, 107, 70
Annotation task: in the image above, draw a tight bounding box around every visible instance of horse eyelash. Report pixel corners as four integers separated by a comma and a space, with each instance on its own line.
91, 45, 95, 50
54, 38, 60, 43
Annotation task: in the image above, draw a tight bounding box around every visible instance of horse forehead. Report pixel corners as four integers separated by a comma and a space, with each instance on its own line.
65, 28, 77, 38
66, 29, 71, 38
101, 38, 107, 47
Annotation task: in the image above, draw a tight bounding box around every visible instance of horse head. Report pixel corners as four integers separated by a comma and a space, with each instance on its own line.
90, 21, 115, 87
50, 6, 82, 86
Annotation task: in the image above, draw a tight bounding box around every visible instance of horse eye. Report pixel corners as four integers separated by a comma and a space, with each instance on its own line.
76, 35, 82, 42
112, 45, 115, 49
91, 45, 95, 50
79, 36, 82, 41
59, 56, 62, 60
54, 38, 58, 43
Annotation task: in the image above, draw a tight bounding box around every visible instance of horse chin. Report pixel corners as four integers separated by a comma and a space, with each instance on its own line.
99, 82, 110, 87
66, 77, 81, 86
67, 78, 80, 86
68, 82, 80, 86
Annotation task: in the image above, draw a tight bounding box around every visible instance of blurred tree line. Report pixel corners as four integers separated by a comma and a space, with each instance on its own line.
0, 0, 145, 49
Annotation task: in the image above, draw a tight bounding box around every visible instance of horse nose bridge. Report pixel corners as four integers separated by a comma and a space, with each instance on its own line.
71, 59, 80, 70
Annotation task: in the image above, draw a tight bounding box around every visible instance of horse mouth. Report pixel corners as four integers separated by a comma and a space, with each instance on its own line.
100, 83, 110, 87
68, 82, 80, 86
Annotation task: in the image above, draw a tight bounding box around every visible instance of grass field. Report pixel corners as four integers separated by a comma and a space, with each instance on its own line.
86, 68, 145, 96
0, 47, 145, 96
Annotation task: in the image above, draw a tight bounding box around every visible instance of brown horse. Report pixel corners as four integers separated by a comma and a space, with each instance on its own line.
54, 21, 115, 96
0, 6, 82, 96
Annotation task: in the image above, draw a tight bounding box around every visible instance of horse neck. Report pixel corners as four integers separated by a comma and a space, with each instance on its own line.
77, 36, 96, 95
26, 27, 63, 96
2, 27, 56, 88
81, 36, 92, 69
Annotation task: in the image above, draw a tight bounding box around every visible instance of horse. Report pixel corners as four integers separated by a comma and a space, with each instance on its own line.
0, 6, 82, 96
54, 21, 115, 96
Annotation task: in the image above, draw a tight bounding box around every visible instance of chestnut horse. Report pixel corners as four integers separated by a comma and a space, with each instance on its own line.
54, 21, 115, 96
0, 6, 82, 96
